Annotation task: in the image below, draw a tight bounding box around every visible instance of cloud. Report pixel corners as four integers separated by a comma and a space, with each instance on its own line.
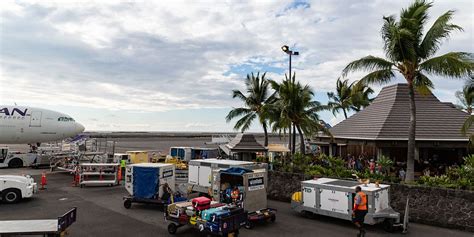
0, 0, 472, 131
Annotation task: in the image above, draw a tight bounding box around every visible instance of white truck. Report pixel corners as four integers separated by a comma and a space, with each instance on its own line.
0, 175, 37, 203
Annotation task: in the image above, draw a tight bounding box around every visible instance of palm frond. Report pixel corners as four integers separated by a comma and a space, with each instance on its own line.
225, 107, 252, 123
359, 69, 396, 85
342, 56, 394, 77
419, 10, 463, 59
413, 72, 433, 95
233, 112, 257, 132
420, 52, 474, 78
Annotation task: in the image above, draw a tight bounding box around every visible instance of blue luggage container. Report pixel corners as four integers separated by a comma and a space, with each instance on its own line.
201, 207, 222, 221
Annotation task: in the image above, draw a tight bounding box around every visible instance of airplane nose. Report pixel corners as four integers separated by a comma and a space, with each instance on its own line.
76, 123, 85, 133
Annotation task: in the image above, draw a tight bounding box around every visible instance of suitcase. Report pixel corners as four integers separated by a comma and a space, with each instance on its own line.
192, 197, 211, 211
207, 209, 231, 233
201, 207, 222, 221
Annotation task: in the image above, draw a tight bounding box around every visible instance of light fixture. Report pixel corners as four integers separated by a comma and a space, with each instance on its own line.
281, 45, 289, 53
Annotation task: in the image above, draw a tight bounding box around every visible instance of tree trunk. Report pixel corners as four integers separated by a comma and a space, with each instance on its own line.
296, 125, 305, 154
262, 122, 268, 146
343, 108, 348, 119
291, 123, 296, 155
406, 82, 417, 182
288, 124, 292, 155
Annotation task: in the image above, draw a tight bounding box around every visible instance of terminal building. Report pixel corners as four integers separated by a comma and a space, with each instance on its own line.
314, 84, 472, 171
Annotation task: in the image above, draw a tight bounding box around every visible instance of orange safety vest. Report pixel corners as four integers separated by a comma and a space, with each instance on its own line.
354, 192, 367, 211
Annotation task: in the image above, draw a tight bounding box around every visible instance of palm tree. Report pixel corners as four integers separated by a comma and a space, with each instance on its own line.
269, 74, 330, 154
226, 72, 274, 146
455, 78, 474, 114
350, 80, 374, 112
342, 0, 473, 181
327, 78, 353, 119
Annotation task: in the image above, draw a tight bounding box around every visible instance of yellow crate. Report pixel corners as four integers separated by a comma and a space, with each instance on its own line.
126, 151, 149, 164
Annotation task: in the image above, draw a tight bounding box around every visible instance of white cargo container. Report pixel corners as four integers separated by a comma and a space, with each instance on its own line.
188, 159, 266, 192
292, 178, 406, 232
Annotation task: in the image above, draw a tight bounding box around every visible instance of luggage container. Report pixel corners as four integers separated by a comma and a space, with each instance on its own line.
123, 163, 178, 209
291, 178, 408, 232
188, 159, 276, 229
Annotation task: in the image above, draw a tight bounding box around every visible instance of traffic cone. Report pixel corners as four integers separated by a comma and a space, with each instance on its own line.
40, 172, 47, 190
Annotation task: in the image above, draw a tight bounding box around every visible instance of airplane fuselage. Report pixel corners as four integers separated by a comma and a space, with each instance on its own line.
0, 106, 85, 144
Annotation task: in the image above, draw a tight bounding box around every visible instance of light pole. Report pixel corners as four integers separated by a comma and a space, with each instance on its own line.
281, 45, 299, 154
281, 45, 299, 82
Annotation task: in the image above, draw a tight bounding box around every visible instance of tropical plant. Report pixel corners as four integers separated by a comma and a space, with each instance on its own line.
376, 155, 394, 175
455, 79, 474, 114
269, 74, 330, 154
342, 0, 474, 181
327, 78, 353, 119
350, 80, 374, 112
226, 72, 275, 146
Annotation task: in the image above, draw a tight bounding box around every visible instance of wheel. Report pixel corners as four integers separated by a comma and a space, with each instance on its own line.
245, 221, 254, 229
383, 218, 396, 232
167, 223, 178, 235
2, 189, 21, 204
8, 158, 23, 168
124, 199, 132, 209
270, 215, 276, 223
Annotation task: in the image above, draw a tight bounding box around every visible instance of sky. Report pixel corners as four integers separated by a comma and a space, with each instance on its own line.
0, 0, 473, 132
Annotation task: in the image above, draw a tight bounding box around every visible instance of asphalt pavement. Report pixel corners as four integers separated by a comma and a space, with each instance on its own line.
0, 170, 472, 237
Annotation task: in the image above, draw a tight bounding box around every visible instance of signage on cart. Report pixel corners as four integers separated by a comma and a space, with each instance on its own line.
162, 169, 173, 178
248, 177, 264, 191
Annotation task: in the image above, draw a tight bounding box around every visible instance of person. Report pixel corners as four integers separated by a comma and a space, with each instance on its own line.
369, 159, 375, 174
352, 186, 368, 237
120, 159, 127, 180
399, 168, 406, 182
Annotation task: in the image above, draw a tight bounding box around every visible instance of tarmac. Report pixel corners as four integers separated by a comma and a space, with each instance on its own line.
0, 168, 472, 237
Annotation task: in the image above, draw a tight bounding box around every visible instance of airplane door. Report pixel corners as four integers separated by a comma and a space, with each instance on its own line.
29, 111, 42, 127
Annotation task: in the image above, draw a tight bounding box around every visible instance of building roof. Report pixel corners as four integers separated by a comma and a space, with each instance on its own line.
329, 83, 473, 141
224, 133, 268, 153
267, 144, 290, 153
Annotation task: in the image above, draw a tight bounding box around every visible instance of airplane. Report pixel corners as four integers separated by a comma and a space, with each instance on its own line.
0, 105, 85, 144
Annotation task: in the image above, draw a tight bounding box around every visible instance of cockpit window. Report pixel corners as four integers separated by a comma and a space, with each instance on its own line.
58, 117, 75, 122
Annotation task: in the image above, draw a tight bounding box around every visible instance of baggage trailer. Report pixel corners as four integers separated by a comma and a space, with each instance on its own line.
0, 207, 77, 236
123, 163, 178, 209
165, 197, 247, 236
291, 178, 408, 232
188, 159, 276, 229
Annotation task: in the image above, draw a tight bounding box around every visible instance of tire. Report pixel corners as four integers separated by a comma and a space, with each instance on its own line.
124, 199, 132, 209
2, 189, 21, 204
383, 218, 396, 232
245, 221, 254, 229
270, 215, 276, 223
168, 223, 177, 235
8, 158, 23, 168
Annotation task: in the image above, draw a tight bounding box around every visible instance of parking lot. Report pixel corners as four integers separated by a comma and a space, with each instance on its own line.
0, 169, 472, 237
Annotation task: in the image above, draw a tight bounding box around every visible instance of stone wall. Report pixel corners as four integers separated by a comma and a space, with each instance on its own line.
267, 171, 474, 232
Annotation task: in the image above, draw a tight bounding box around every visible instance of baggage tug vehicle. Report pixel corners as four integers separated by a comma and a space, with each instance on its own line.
188, 159, 276, 229
291, 178, 408, 232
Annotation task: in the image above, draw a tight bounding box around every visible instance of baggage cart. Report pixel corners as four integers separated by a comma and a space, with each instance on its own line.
0, 207, 77, 236
165, 197, 247, 236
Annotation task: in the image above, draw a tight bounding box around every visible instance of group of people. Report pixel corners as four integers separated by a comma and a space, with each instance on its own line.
345, 154, 383, 174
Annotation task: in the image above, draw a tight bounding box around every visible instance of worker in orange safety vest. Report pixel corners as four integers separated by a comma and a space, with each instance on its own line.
352, 186, 368, 237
